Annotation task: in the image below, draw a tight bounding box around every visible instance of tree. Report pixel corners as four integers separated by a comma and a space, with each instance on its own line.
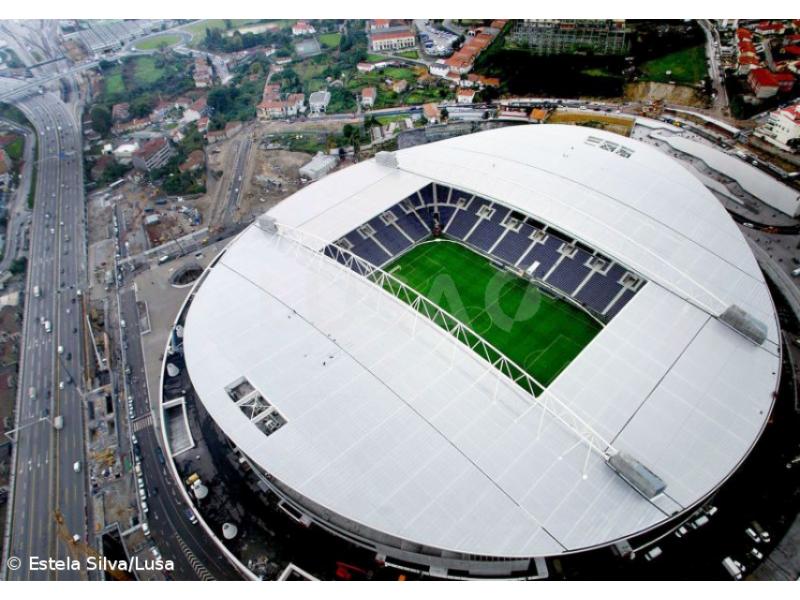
440, 107, 449, 121
9, 257, 27, 275
90, 105, 112, 136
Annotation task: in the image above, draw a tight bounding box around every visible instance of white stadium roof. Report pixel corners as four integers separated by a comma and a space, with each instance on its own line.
183, 125, 779, 558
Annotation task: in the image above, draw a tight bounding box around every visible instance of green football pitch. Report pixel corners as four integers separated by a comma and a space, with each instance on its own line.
385, 240, 602, 390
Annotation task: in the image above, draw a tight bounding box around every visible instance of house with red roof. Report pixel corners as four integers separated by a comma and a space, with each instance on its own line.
748, 68, 780, 98
457, 89, 476, 104
292, 21, 316, 36
369, 29, 415, 52
361, 87, 376, 108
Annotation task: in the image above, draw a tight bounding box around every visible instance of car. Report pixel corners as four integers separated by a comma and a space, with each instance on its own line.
73, 461, 81, 473
745, 527, 761, 543
644, 546, 662, 561
750, 548, 764, 560
705, 505, 718, 517
752, 522, 771, 543
142, 522, 150, 537
59, 381, 65, 390
675, 525, 688, 538
184, 508, 198, 524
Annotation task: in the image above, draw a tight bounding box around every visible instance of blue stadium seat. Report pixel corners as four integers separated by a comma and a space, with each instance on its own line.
518, 234, 562, 274
374, 224, 412, 255
574, 263, 627, 314
605, 287, 637, 318
545, 249, 593, 295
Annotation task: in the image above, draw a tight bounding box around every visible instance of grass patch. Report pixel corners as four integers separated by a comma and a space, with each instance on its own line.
366, 54, 387, 63
319, 32, 341, 48
395, 50, 419, 60
4, 136, 24, 161
180, 19, 263, 45
383, 67, 416, 80
386, 240, 601, 388
640, 45, 707, 85
132, 56, 163, 86
135, 33, 182, 50
103, 68, 125, 95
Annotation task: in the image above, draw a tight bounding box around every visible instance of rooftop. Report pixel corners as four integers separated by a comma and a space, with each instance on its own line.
184, 125, 778, 559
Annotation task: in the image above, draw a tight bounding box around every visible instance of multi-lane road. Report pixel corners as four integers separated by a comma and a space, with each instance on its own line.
0, 83, 89, 580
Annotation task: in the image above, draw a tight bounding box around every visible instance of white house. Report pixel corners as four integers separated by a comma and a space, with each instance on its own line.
755, 103, 800, 151
292, 21, 316, 36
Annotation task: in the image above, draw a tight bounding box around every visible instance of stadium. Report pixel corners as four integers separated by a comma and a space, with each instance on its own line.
176, 124, 780, 579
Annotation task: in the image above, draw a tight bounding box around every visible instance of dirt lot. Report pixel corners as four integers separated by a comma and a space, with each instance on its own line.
254, 117, 360, 136
624, 81, 706, 108
546, 110, 635, 137
237, 149, 309, 219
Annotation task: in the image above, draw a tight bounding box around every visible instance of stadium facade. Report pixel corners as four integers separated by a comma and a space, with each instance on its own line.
177, 125, 779, 579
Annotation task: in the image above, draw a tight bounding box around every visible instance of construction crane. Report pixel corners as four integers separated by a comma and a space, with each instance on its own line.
53, 509, 130, 581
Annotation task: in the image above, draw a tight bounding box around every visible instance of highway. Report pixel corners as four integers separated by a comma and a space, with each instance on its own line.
0, 81, 89, 580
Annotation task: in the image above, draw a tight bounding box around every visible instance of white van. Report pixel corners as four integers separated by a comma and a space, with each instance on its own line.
644, 546, 662, 561
73, 461, 81, 473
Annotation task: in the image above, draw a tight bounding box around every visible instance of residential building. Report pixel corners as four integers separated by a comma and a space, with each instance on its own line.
466, 73, 500, 88
111, 102, 130, 123
391, 80, 408, 94
369, 30, 416, 52
748, 68, 780, 98
361, 87, 376, 108
457, 89, 476, 104
736, 27, 753, 42
422, 103, 441, 123
738, 41, 757, 57
112, 142, 139, 164
754, 103, 800, 151
357, 61, 389, 73
737, 55, 761, 75
197, 116, 210, 133
179, 149, 206, 173
369, 19, 392, 31
132, 137, 172, 171
429, 61, 450, 78
299, 152, 338, 180
193, 57, 213, 88
755, 21, 786, 36
510, 19, 629, 55
292, 21, 316, 36
774, 71, 796, 93
112, 117, 151, 135
256, 85, 305, 120
150, 99, 175, 123
285, 93, 306, 117
308, 90, 331, 114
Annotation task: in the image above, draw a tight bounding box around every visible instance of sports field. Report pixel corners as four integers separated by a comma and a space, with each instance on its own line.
385, 240, 601, 389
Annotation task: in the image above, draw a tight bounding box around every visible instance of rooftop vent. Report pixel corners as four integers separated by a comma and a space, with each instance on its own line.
256, 214, 278, 234
607, 452, 667, 500
375, 151, 399, 169
719, 304, 768, 346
